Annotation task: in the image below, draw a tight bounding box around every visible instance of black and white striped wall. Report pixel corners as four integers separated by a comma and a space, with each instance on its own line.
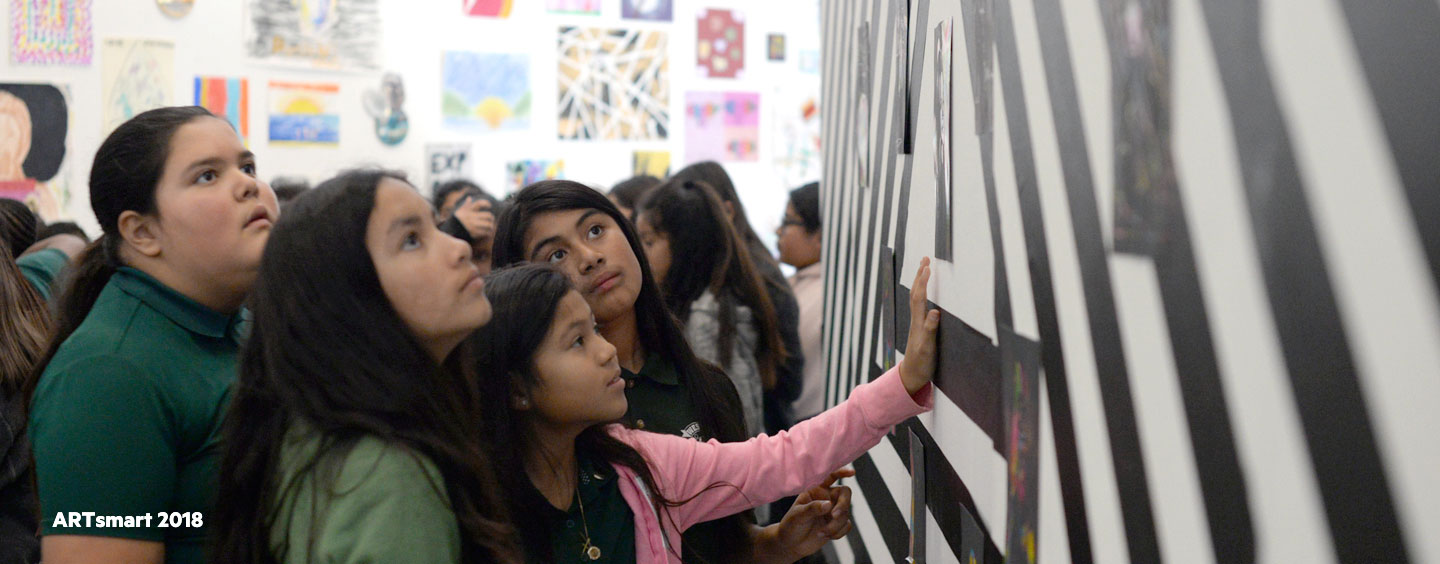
816, 0, 1440, 563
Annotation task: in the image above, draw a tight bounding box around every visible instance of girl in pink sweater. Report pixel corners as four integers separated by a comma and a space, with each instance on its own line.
471, 258, 940, 564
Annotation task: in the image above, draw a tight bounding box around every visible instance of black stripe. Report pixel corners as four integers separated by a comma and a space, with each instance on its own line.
851, 453, 911, 563
1332, 0, 1440, 297
995, 0, 1167, 561
892, 0, 929, 270
843, 526, 873, 564
885, 416, 1005, 564
1195, 1, 1412, 561
821, 0, 860, 408
891, 286, 1005, 449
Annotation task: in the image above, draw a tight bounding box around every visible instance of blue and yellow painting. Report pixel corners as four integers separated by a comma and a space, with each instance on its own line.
442, 51, 530, 132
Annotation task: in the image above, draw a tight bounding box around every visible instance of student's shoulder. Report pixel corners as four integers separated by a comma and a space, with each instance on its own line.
328, 435, 448, 500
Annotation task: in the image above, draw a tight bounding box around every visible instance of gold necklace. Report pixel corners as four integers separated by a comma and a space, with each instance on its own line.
576, 480, 601, 561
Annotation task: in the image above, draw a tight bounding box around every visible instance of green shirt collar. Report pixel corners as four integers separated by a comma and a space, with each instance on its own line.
624, 351, 679, 386
112, 267, 243, 340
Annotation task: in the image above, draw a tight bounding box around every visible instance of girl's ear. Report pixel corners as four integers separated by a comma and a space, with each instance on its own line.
509, 371, 532, 410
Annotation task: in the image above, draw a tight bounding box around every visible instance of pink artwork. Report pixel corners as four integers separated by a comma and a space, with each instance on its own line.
696, 9, 744, 79
685, 91, 758, 162
10, 0, 93, 65
465, 0, 512, 17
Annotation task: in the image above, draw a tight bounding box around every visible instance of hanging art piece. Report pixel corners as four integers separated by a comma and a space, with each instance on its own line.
10, 0, 92, 65
774, 95, 820, 187
621, 0, 670, 22
557, 27, 668, 140
632, 150, 670, 177
1002, 331, 1041, 564
506, 159, 563, 192
157, 0, 193, 18
465, 0, 512, 17
101, 38, 174, 134
245, 0, 380, 70
684, 91, 759, 163
0, 83, 70, 221
767, 34, 785, 61
194, 76, 249, 144
268, 81, 340, 146
443, 52, 530, 132
933, 18, 953, 259
546, 0, 598, 15
425, 143, 472, 197
696, 9, 744, 79
363, 73, 408, 146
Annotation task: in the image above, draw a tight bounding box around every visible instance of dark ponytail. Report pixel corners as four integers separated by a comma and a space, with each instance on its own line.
29, 106, 215, 398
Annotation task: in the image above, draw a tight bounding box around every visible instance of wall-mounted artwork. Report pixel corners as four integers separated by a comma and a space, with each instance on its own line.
557, 27, 669, 140
194, 76, 249, 144
933, 18, 952, 259
621, 0, 670, 22
10, 0, 92, 65
697, 9, 744, 79
799, 49, 820, 74
245, 0, 380, 70
363, 73, 408, 146
157, 0, 193, 18
268, 81, 339, 146
685, 91, 759, 162
465, 0, 511, 17
547, 0, 598, 15
767, 34, 785, 61
0, 83, 69, 220
633, 150, 670, 177
101, 38, 174, 134
506, 159, 563, 192
774, 96, 820, 187
425, 143, 472, 197
443, 52, 530, 132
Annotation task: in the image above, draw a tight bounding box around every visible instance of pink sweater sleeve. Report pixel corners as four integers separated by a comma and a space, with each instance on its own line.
613, 363, 934, 531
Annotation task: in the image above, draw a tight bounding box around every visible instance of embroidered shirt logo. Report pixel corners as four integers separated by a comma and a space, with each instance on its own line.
680, 422, 703, 441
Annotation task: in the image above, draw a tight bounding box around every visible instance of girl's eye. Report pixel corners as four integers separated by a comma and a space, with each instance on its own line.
548, 249, 567, 263
588, 224, 604, 238
572, 335, 585, 348
402, 233, 421, 250
197, 170, 217, 184
241, 163, 257, 176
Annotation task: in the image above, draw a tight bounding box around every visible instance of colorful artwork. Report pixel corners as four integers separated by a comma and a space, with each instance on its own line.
425, 143, 472, 197
506, 160, 563, 192
557, 27, 668, 140
621, 0, 670, 21
547, 0, 598, 14
443, 52, 530, 132
774, 95, 820, 187
194, 77, 250, 143
10, 0, 92, 65
465, 0, 511, 17
362, 73, 408, 145
684, 91, 759, 162
101, 38, 174, 134
1003, 332, 1041, 564
245, 0, 380, 70
799, 49, 820, 74
268, 81, 339, 146
767, 34, 785, 61
697, 9, 744, 79
0, 83, 70, 221
633, 150, 670, 177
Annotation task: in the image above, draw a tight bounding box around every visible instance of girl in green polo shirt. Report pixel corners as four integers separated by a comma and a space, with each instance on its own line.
210, 170, 521, 564
27, 106, 278, 564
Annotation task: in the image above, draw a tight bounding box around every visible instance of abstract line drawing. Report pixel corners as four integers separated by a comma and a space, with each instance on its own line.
194, 76, 250, 144
245, 0, 380, 70
268, 81, 340, 146
557, 27, 669, 140
506, 159, 563, 192
621, 0, 670, 22
0, 83, 70, 221
697, 8, 744, 78
547, 0, 598, 15
465, 0, 512, 17
101, 38, 174, 134
443, 52, 530, 132
10, 0, 92, 65
685, 91, 759, 162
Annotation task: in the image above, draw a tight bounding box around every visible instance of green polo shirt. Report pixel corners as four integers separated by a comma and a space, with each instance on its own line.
16, 247, 67, 300
30, 267, 243, 564
522, 455, 635, 564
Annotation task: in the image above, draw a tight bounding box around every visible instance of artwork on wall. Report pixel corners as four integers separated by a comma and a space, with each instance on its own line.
546, 0, 598, 15
684, 91, 759, 163
157, 0, 194, 18
244, 0, 380, 70
0, 83, 69, 221
506, 160, 563, 192
267, 81, 339, 146
443, 52, 530, 132
362, 73, 408, 146
696, 9, 744, 79
621, 0, 670, 22
101, 38, 174, 134
799, 49, 820, 74
1002, 331, 1041, 564
194, 76, 249, 144
10, 0, 92, 65
767, 34, 785, 61
425, 143, 472, 197
633, 150, 670, 177
933, 18, 953, 259
465, 0, 511, 17
1110, 0, 1179, 256
557, 27, 669, 140
854, 22, 869, 189
774, 96, 821, 187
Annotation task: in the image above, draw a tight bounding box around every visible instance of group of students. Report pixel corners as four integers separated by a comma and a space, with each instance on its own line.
0, 105, 943, 564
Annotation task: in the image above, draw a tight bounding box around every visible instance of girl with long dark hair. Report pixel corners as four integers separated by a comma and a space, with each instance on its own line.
471, 260, 939, 564
210, 171, 520, 564
0, 240, 47, 563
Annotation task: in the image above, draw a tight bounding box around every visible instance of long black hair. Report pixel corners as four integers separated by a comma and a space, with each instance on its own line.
28, 106, 215, 401
471, 264, 679, 560
670, 162, 768, 259
211, 170, 520, 564
636, 179, 785, 390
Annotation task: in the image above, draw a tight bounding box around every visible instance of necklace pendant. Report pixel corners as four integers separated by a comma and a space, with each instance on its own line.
586, 545, 602, 560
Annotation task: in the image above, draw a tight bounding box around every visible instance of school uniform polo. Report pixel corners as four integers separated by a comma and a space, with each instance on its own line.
16, 247, 67, 300
522, 455, 636, 564
30, 267, 242, 564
